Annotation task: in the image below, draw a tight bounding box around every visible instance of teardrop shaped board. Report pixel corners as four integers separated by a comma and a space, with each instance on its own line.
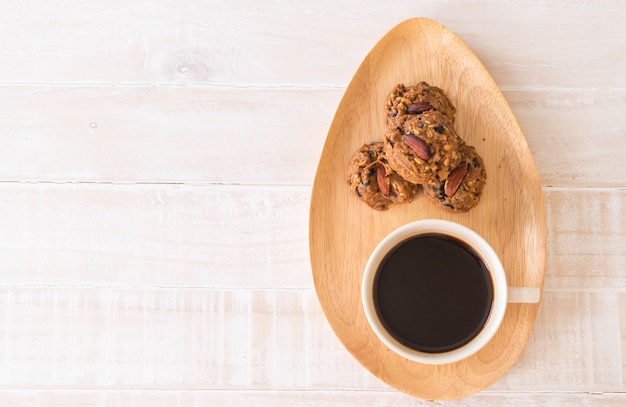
309, 18, 546, 400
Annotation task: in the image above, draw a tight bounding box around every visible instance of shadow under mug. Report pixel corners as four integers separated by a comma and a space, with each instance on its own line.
361, 219, 540, 365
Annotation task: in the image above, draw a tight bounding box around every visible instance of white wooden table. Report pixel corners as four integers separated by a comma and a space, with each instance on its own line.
0, 1, 624, 405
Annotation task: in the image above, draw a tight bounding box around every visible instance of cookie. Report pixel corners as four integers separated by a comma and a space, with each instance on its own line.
384, 82, 456, 130
384, 110, 464, 185
422, 144, 486, 213
346, 142, 418, 211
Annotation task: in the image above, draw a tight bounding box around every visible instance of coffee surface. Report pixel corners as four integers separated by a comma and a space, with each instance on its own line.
374, 234, 493, 353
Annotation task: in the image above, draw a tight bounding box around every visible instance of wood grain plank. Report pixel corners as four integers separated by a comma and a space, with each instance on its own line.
0, 183, 312, 289
0, 287, 621, 392
545, 188, 626, 289
0, 2, 624, 89
0, 86, 337, 184
0, 390, 623, 407
0, 86, 623, 186
496, 291, 622, 392
506, 90, 626, 187
0, 184, 623, 291
0, 287, 381, 390
620, 293, 626, 389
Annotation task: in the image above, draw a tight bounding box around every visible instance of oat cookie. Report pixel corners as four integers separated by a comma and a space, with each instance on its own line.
422, 144, 486, 213
384, 111, 464, 185
385, 82, 456, 130
346, 142, 418, 211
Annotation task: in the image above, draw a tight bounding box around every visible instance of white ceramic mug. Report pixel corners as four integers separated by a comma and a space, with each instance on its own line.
362, 219, 540, 365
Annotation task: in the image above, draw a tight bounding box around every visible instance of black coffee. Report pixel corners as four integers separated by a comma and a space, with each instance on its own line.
374, 233, 493, 353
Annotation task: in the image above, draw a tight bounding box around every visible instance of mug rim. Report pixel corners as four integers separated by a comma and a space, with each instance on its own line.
361, 219, 508, 364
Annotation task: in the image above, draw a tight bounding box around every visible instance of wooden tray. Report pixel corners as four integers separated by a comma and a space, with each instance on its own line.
309, 18, 546, 400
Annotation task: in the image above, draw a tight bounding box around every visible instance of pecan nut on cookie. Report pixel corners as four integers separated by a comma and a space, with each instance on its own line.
346, 142, 418, 211
423, 144, 487, 213
384, 82, 456, 130
384, 111, 464, 185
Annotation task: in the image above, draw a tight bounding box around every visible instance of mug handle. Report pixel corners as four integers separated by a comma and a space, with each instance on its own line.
508, 287, 541, 303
